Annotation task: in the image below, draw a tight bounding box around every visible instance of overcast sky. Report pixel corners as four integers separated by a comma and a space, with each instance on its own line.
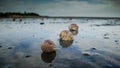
0, 0, 120, 17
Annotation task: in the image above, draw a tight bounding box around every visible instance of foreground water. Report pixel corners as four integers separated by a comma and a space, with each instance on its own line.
0, 18, 120, 68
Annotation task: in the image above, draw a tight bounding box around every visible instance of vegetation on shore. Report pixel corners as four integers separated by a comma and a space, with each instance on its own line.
0, 12, 49, 18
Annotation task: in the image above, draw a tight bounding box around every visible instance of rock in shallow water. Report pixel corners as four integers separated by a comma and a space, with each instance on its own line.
115, 40, 119, 42
41, 40, 56, 53
82, 52, 90, 56
8, 47, 12, 49
91, 48, 96, 50
59, 30, 73, 41
40, 22, 44, 25
25, 55, 31, 58
69, 23, 79, 31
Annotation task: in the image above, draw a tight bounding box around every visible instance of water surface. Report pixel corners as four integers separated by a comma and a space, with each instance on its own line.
0, 18, 120, 68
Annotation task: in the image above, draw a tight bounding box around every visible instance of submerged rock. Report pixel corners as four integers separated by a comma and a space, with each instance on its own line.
41, 40, 56, 53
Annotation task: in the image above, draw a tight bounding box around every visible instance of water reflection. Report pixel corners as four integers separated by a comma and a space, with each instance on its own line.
41, 51, 56, 67
70, 30, 78, 35
59, 39, 73, 48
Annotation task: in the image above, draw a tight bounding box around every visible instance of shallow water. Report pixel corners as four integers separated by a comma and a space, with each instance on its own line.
0, 18, 120, 68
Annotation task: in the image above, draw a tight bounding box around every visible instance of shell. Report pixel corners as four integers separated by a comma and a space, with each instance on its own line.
69, 24, 78, 31
41, 40, 56, 53
59, 30, 73, 41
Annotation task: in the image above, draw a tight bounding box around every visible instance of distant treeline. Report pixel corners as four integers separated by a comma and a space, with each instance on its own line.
0, 12, 49, 18
0, 12, 120, 19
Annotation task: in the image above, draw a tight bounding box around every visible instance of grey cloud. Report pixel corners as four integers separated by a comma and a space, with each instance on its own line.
0, 0, 120, 17
34, 1, 120, 17
95, 0, 120, 6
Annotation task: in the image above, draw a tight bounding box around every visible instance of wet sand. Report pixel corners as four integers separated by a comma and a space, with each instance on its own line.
0, 18, 120, 68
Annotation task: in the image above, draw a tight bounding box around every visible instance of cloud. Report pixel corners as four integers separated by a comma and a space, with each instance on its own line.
94, 0, 120, 6
35, 1, 120, 17
0, 0, 120, 17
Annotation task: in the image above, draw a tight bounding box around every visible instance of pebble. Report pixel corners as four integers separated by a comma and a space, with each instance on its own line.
104, 37, 109, 39
104, 33, 109, 36
115, 40, 118, 42
8, 47, 12, 49
25, 55, 31, 58
40, 22, 44, 25
91, 48, 96, 50
82, 53, 90, 56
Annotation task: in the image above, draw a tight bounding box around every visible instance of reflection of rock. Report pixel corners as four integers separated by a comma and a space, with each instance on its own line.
59, 39, 73, 48
41, 40, 56, 53
59, 30, 73, 41
69, 24, 79, 31
70, 30, 78, 35
41, 51, 56, 63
